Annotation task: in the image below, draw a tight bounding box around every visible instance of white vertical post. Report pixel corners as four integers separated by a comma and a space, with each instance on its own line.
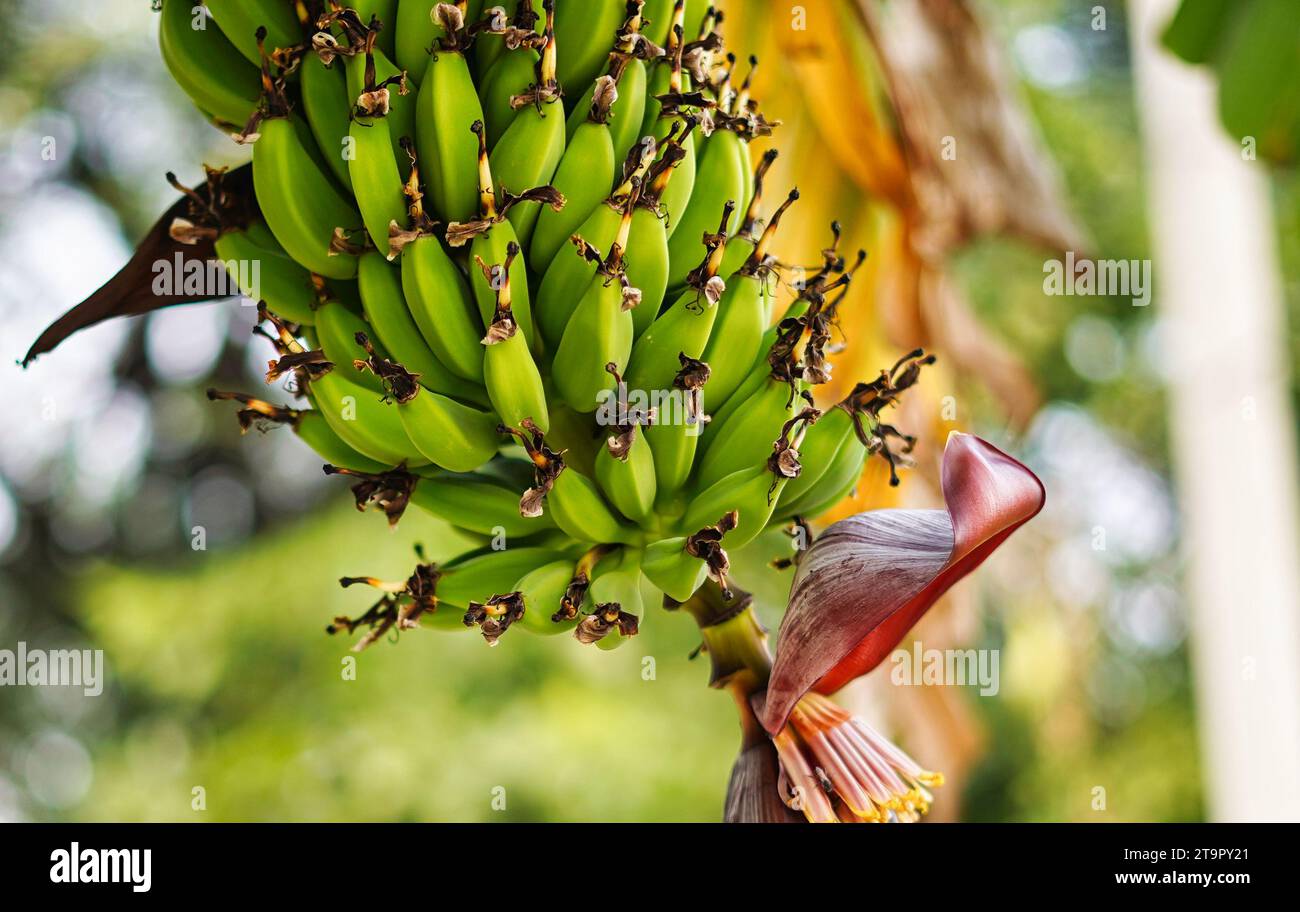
1130, 0, 1300, 821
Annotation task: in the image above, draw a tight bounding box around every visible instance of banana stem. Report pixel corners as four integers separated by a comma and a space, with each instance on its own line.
679, 580, 772, 696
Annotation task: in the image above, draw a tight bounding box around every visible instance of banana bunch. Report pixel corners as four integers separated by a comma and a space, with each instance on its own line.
181, 0, 931, 649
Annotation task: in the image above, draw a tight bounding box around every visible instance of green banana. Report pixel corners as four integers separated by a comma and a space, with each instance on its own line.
315, 298, 386, 391
475, 242, 550, 433
158, 0, 262, 128
626, 121, 691, 337
503, 421, 639, 545
773, 398, 861, 520
665, 124, 747, 289
552, 196, 639, 413
487, 1, 566, 246
206, 389, 391, 474
693, 373, 806, 492
255, 310, 430, 468
453, 120, 548, 353
356, 250, 488, 405
428, 544, 575, 628
396, 143, 486, 382
205, 0, 303, 70
351, 333, 503, 471
410, 471, 556, 537
719, 148, 778, 278
593, 364, 657, 523
352, 0, 400, 58
253, 109, 363, 279
564, 2, 651, 168
394, 0, 441, 80
213, 223, 320, 325
345, 32, 410, 258
640, 0, 677, 47
414, 6, 483, 222
534, 140, 654, 348
585, 547, 644, 650
512, 558, 580, 635
642, 352, 708, 511
681, 409, 818, 548
530, 76, 618, 273
641, 508, 735, 602
551, 0, 626, 100
471, 2, 513, 79
639, 1, 690, 142
545, 397, 601, 478
299, 44, 354, 190
624, 200, 733, 395
699, 187, 798, 406
478, 1, 544, 146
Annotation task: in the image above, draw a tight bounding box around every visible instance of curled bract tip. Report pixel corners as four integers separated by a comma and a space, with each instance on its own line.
760, 433, 1044, 735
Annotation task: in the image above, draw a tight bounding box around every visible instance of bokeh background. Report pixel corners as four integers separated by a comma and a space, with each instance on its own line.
1, 0, 1296, 822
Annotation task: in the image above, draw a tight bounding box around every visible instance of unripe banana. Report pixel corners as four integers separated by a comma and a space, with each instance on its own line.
551, 0, 626, 102
503, 421, 640, 545
530, 77, 618, 273
681, 409, 818, 548
205, 0, 303, 70
640, 0, 677, 47
351, 333, 504, 471
693, 376, 804, 491
700, 188, 798, 406
585, 547, 644, 650
345, 35, 410, 258
410, 472, 556, 537
253, 113, 362, 279
642, 353, 708, 509
773, 404, 856, 520
626, 123, 691, 338
394, 0, 444, 80
414, 6, 484, 222
475, 243, 550, 432
641, 535, 706, 602
665, 126, 747, 289
299, 47, 354, 190
534, 141, 653, 347
593, 364, 657, 523
512, 559, 580, 635
309, 368, 427, 467
213, 224, 320, 325
550, 468, 640, 544
315, 298, 386, 392
427, 544, 575, 626
718, 148, 778, 279
778, 432, 869, 521
642, 7, 705, 237
564, 3, 650, 168
479, 2, 544, 145
356, 251, 488, 405
642, 508, 736, 602
624, 200, 732, 394
456, 121, 545, 352
352, 0, 400, 58
397, 143, 487, 382
159, 0, 263, 129
488, 2, 566, 245
552, 198, 639, 413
